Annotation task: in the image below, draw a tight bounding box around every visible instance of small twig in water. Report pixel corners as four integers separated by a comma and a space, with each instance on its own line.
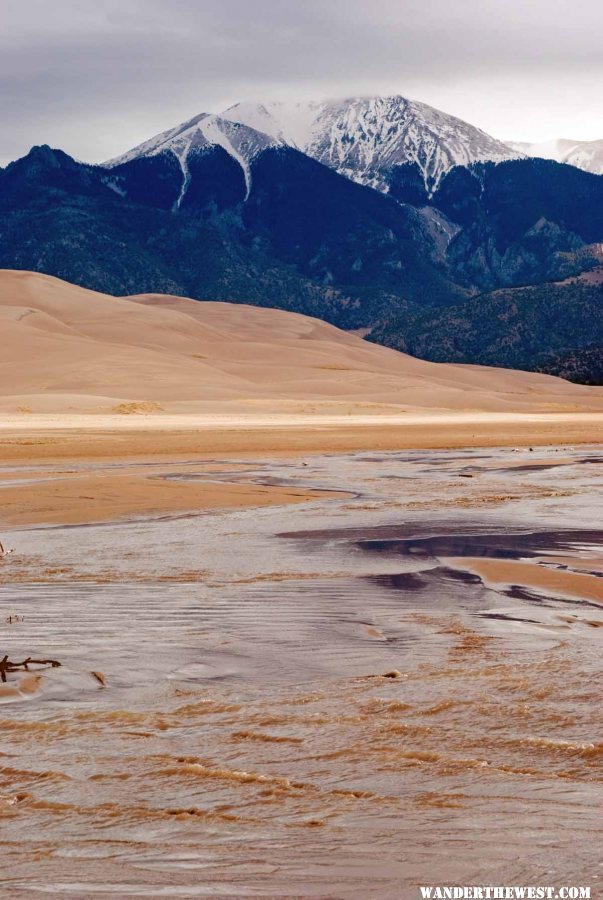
0, 655, 61, 683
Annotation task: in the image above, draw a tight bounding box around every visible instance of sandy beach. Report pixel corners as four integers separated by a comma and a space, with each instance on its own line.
2, 410, 603, 459
0, 410, 601, 526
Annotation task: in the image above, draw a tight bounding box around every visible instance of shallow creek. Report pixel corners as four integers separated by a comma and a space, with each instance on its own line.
0, 447, 601, 898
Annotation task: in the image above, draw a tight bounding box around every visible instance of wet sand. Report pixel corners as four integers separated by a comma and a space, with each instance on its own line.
446, 557, 603, 604
0, 412, 600, 526
0, 446, 602, 897
1, 411, 602, 467
0, 458, 348, 527
1, 413, 601, 527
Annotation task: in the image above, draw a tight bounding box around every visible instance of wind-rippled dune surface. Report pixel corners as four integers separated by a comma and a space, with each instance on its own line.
2, 269, 603, 415
0, 448, 602, 897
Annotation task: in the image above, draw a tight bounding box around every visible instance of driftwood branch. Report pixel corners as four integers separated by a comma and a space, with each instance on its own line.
0, 654, 61, 682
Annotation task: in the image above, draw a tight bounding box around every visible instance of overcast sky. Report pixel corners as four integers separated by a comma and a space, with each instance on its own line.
1, 0, 601, 166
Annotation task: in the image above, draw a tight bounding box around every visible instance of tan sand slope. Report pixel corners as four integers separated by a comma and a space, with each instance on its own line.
1, 269, 602, 414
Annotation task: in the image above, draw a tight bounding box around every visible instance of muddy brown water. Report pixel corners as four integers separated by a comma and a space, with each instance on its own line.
0, 447, 601, 898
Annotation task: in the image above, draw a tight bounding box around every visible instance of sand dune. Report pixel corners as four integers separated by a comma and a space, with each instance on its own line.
446, 557, 603, 605
1, 270, 602, 415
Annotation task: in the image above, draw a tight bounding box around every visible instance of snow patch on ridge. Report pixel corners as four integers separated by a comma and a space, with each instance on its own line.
170, 135, 194, 210
104, 114, 278, 205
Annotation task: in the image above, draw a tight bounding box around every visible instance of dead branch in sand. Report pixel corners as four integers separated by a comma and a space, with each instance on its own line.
0, 654, 61, 682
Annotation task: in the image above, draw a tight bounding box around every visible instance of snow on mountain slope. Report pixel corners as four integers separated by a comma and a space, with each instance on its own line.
103, 95, 523, 202
223, 95, 520, 194
104, 114, 278, 204
505, 138, 603, 175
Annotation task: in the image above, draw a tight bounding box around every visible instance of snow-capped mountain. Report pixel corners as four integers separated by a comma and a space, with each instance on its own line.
505, 138, 603, 176
103, 95, 521, 202
222, 95, 520, 194
104, 113, 278, 204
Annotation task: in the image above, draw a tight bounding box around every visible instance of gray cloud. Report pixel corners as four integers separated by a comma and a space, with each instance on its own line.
1, 0, 601, 166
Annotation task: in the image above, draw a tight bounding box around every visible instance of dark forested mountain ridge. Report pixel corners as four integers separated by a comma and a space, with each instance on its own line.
0, 141, 469, 326
0, 136, 602, 381
390, 158, 603, 290
368, 281, 603, 384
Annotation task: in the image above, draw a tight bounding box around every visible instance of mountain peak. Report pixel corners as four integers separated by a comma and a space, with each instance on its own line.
504, 137, 603, 176
101, 94, 521, 204
222, 95, 520, 194
5, 144, 82, 181
104, 114, 279, 204
17, 144, 64, 167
